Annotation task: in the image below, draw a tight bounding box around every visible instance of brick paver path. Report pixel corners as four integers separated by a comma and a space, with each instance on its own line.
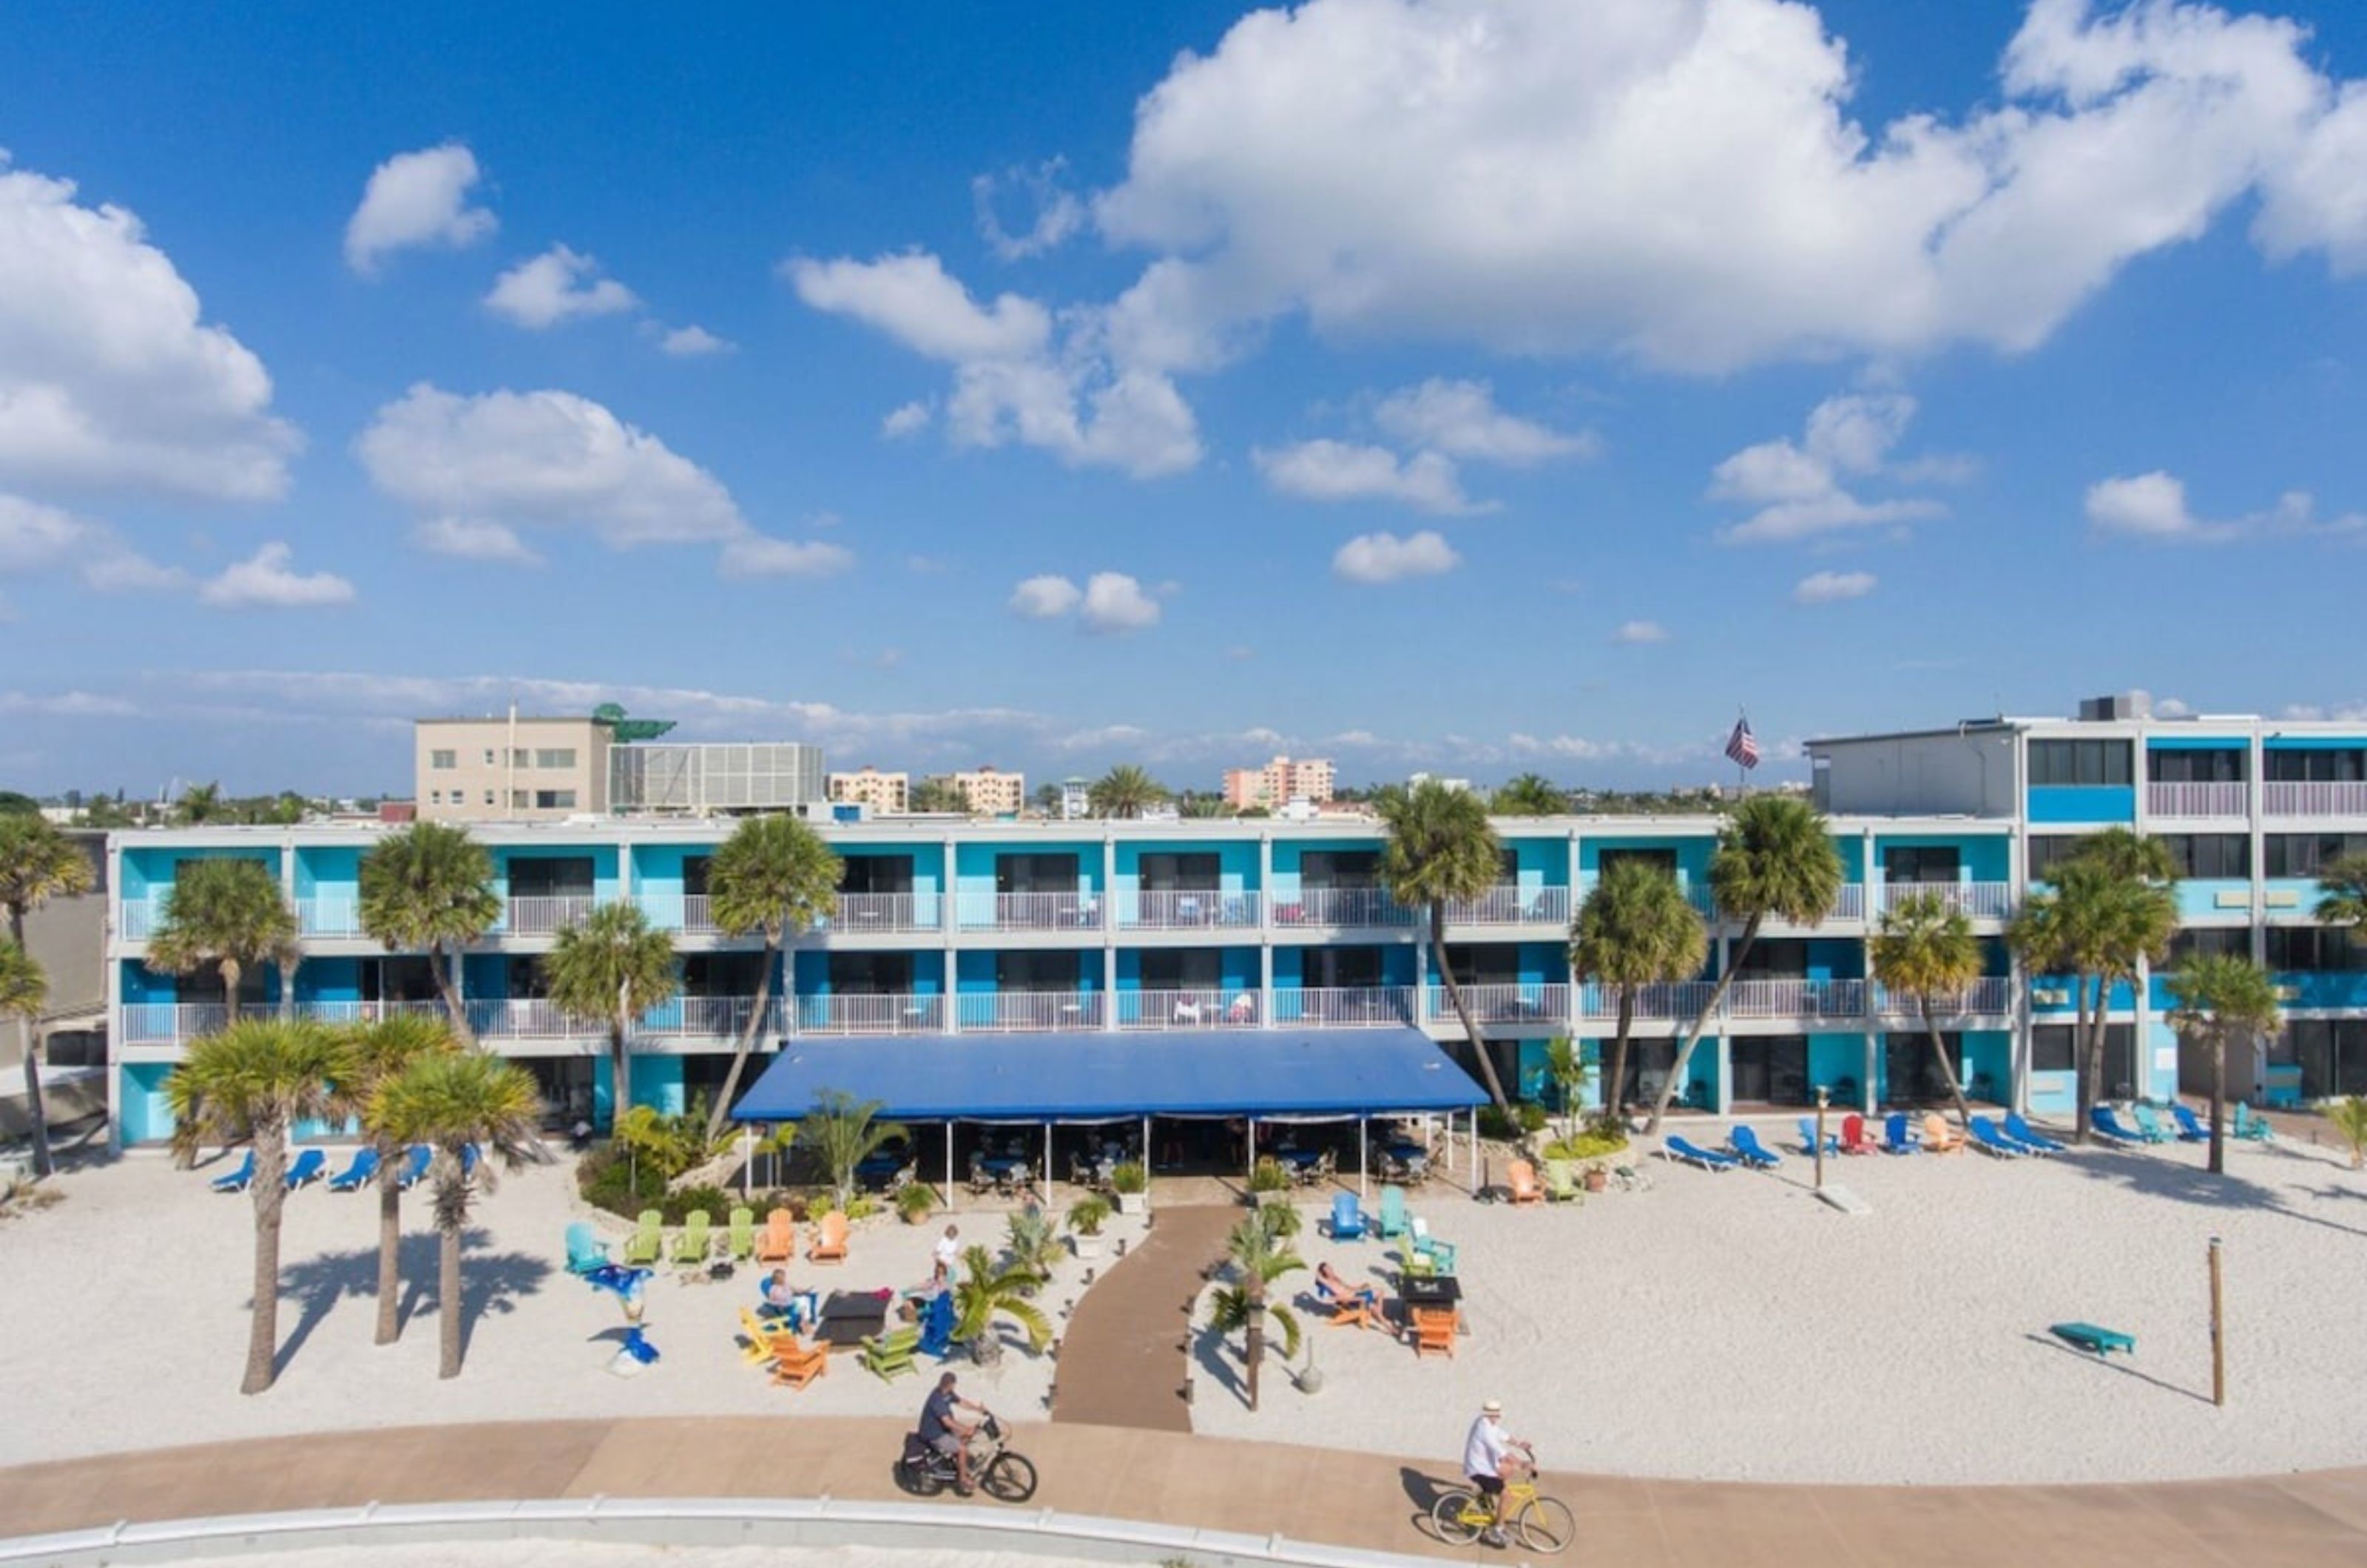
1050, 1203, 1235, 1430
3, 1418, 2364, 1566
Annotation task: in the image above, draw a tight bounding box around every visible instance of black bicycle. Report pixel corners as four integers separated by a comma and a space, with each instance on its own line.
894, 1411, 1039, 1503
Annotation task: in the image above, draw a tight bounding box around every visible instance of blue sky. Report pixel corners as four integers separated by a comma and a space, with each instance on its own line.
4, 0, 2366, 799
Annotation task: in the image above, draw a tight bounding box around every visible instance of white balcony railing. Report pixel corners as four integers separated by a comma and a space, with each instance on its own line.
117, 899, 161, 941
501, 896, 595, 936
1112, 988, 1263, 1030
956, 992, 1106, 1032
1268, 986, 1418, 1028
1578, 981, 1719, 1022
2147, 781, 2251, 819
1757, 885, 1868, 927
1269, 888, 1419, 928
956, 892, 1104, 932
796, 993, 947, 1035
1422, 982, 1571, 1027
2264, 781, 2367, 818
297, 898, 366, 937
1871, 976, 2014, 1018
1723, 979, 1865, 1020
1441, 885, 1571, 927
635, 995, 787, 1040
1115, 889, 1262, 930
1877, 881, 2013, 921
294, 998, 450, 1029
121, 1002, 229, 1044
823, 892, 942, 934
465, 998, 605, 1039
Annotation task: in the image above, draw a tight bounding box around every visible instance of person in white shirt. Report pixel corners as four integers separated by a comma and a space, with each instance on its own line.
1462, 1399, 1533, 1547
933, 1223, 962, 1285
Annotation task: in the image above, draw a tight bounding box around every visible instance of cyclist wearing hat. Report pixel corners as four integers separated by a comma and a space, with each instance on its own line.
1462, 1399, 1533, 1548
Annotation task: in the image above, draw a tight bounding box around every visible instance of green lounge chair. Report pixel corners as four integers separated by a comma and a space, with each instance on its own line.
622, 1209, 663, 1265
1377, 1184, 1409, 1240
2051, 1321, 2135, 1357
858, 1324, 923, 1381
727, 1206, 756, 1261
1542, 1159, 1583, 1203
672, 1209, 712, 1265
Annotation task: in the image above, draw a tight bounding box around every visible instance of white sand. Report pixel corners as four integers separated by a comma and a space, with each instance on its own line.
0, 1151, 1137, 1467
154, 1548, 1103, 1568
1189, 1123, 2367, 1484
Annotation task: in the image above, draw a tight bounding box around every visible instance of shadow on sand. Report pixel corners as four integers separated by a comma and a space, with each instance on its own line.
266, 1231, 551, 1376
2053, 1144, 2367, 1241
2021, 1332, 2215, 1407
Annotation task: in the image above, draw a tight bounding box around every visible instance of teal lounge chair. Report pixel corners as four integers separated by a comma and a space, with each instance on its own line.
1662, 1135, 1738, 1172
2051, 1321, 2135, 1357
1376, 1185, 1409, 1240
209, 1149, 255, 1192
2130, 1104, 2174, 1143
2169, 1104, 2210, 1142
2090, 1106, 2147, 1144
2232, 1104, 2276, 1143
565, 1222, 610, 1275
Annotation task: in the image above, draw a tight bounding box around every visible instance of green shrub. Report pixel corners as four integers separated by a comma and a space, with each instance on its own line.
1248, 1156, 1291, 1193
1110, 1160, 1147, 1194
578, 1147, 669, 1218
842, 1194, 882, 1223
1542, 1130, 1631, 1163
897, 1182, 939, 1223
663, 1183, 735, 1226
1478, 1103, 1549, 1140
1067, 1192, 1112, 1235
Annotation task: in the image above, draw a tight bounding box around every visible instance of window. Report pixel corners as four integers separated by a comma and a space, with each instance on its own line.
2265, 748, 2367, 783
2026, 837, 2084, 882
430, 749, 456, 770
683, 856, 712, 897
1441, 943, 1523, 984
2147, 748, 2245, 783
533, 789, 576, 810
507, 856, 595, 898
2167, 927, 2249, 964
828, 952, 913, 994
2265, 833, 2367, 878
2030, 1026, 2076, 1072
482, 749, 496, 766
1141, 949, 1223, 990
2030, 1023, 2135, 1079
1597, 847, 1678, 878
536, 748, 575, 769
2155, 834, 2249, 879
511, 748, 531, 767
840, 854, 914, 895
428, 790, 442, 805
2266, 926, 2367, 971
996, 950, 1081, 993
510, 790, 530, 808
2028, 738, 2133, 787
1883, 845, 1961, 883
1139, 852, 1220, 891
482, 789, 495, 805
1300, 850, 1381, 889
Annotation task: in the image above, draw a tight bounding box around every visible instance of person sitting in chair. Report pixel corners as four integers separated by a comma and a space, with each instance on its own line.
1316, 1260, 1380, 1312
758, 1268, 809, 1329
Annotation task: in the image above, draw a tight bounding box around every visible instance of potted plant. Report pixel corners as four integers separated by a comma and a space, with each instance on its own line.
1582, 1161, 1610, 1194
1110, 1160, 1149, 1216
896, 1180, 939, 1225
1066, 1192, 1112, 1259
948, 1243, 1051, 1368
1249, 1156, 1291, 1208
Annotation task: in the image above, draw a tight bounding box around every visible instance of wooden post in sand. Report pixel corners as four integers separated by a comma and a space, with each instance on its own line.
2209, 1235, 2226, 1408
1814, 1087, 1829, 1192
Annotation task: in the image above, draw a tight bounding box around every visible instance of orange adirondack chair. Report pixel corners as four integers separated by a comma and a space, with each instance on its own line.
1505, 1159, 1544, 1206
754, 1208, 796, 1263
809, 1210, 850, 1264
769, 1336, 828, 1388
1411, 1305, 1458, 1358
1922, 1112, 1968, 1154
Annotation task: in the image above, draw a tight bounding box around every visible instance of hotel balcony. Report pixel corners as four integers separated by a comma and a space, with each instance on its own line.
1268, 888, 1419, 930
499, 896, 597, 936
1874, 881, 2013, 922
1723, 979, 1865, 1021
956, 892, 1107, 933
2263, 781, 2367, 818
1112, 888, 1263, 931
1421, 982, 1571, 1027
1755, 884, 1869, 930
298, 898, 367, 938
1869, 976, 2014, 1019
1441, 885, 1572, 929
1270, 985, 1419, 1027
2147, 782, 2252, 820
956, 991, 1107, 1032
794, 993, 947, 1035
1112, 988, 1263, 1029
1578, 980, 1720, 1022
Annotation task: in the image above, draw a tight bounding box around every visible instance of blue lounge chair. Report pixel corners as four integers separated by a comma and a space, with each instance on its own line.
1882, 1111, 1920, 1154
564, 1221, 610, 1275
2232, 1104, 2276, 1143
283, 1148, 326, 1191
1326, 1191, 1368, 1241
2090, 1106, 2148, 1144
2169, 1104, 2210, 1142
325, 1146, 380, 1192
2004, 1112, 2066, 1154
1967, 1116, 2027, 1158
395, 1144, 430, 1189
1376, 1184, 1409, 1240
1794, 1116, 1839, 1156
2130, 1104, 2175, 1143
916, 1289, 957, 1358
1663, 1135, 1738, 1172
209, 1149, 256, 1192
1727, 1125, 1782, 1169
460, 1142, 482, 1177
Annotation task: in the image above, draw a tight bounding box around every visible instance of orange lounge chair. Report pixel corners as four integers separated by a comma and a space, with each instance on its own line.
754, 1208, 795, 1263
737, 1307, 806, 1367
1921, 1112, 1968, 1154
1411, 1305, 1458, 1358
808, 1211, 849, 1264
769, 1336, 828, 1389
1505, 1159, 1544, 1206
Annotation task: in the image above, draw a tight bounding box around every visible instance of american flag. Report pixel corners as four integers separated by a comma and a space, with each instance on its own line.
1724, 716, 1760, 770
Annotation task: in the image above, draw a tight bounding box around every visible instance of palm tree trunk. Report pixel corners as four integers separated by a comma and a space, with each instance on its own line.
243, 1119, 288, 1394
1244, 1285, 1263, 1412
277, 953, 298, 1023
610, 1016, 631, 1123
222, 956, 244, 1026
1604, 989, 1637, 1128
1431, 906, 1507, 1109
430, 944, 476, 1047
1647, 915, 1761, 1134
706, 933, 779, 1143
10, 910, 53, 1179
438, 1213, 464, 1379
1922, 998, 1973, 1129
2206, 1030, 2226, 1177
374, 1145, 403, 1345
2074, 971, 2103, 1147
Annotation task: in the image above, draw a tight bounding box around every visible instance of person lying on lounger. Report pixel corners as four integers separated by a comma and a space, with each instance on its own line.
1317, 1260, 1380, 1310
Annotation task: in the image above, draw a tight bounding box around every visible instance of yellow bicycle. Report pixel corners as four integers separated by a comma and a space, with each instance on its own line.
1432, 1464, 1573, 1553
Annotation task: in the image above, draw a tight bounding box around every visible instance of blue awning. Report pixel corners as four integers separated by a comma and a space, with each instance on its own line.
729, 1027, 1488, 1123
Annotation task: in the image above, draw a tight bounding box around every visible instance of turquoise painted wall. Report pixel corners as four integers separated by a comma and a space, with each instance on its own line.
629, 1055, 686, 1117
1112, 839, 1259, 893
2027, 785, 2136, 824
120, 1063, 174, 1143
293, 845, 362, 897
121, 845, 279, 900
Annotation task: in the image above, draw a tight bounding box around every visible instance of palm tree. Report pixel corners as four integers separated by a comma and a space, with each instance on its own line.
1, 942, 47, 1103
800, 1089, 908, 1209
1869, 891, 1979, 1129
703, 815, 842, 1141
1206, 1203, 1305, 1411
1490, 773, 1567, 816
358, 822, 502, 1044
1570, 859, 1707, 1129
2316, 852, 2367, 938
1378, 779, 1513, 1107
1087, 764, 1167, 820
341, 1013, 462, 1346
368, 1052, 543, 1379
164, 1018, 346, 1393
545, 901, 678, 1123
0, 816, 94, 1177
948, 1243, 1053, 1364
1647, 796, 1842, 1132
175, 781, 225, 825
2166, 953, 2282, 1176
146, 858, 298, 1025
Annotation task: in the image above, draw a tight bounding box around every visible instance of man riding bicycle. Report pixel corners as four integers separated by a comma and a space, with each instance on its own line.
1462, 1399, 1534, 1549
919, 1371, 986, 1496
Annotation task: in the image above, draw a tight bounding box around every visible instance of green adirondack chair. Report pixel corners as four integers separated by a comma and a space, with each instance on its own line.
858, 1324, 923, 1382
622, 1209, 663, 1265
728, 1206, 756, 1260
672, 1209, 712, 1265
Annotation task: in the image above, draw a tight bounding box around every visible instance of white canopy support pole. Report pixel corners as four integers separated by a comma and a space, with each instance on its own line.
1142, 1114, 1152, 1175
1468, 1108, 1479, 1192
1247, 1115, 1257, 1193
1358, 1116, 1368, 1201
945, 1121, 956, 1211
1043, 1121, 1053, 1197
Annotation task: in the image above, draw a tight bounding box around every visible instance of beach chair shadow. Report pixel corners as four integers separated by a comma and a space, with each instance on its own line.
2021, 1332, 2213, 1407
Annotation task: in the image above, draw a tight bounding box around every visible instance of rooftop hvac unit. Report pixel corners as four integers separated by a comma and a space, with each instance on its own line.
2076, 694, 2150, 722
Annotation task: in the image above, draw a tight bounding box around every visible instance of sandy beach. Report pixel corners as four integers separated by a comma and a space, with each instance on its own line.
152, 1547, 1106, 1568
1189, 1121, 2367, 1484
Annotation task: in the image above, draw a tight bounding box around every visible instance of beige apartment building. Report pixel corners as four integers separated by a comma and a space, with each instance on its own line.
951, 766, 1026, 817
1222, 755, 1335, 811
828, 766, 910, 815
416, 717, 609, 822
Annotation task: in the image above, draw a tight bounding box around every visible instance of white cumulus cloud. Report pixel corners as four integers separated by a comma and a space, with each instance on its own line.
0, 493, 181, 591
484, 244, 638, 329
199, 543, 355, 609
1372, 379, 1600, 464
973, 159, 1087, 261
1078, 572, 1162, 633
1794, 569, 1877, 604
1256, 441, 1485, 516
413, 516, 541, 566
1010, 574, 1084, 619
717, 535, 855, 579
1712, 393, 1951, 543
344, 142, 496, 275
1610, 619, 1669, 644
787, 251, 1050, 361
657, 324, 732, 357
2085, 471, 2363, 544
881, 400, 933, 439
1331, 530, 1462, 584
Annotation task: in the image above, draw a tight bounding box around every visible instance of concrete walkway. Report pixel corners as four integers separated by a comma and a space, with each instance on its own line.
1050, 1204, 1234, 1431
2, 1418, 2364, 1566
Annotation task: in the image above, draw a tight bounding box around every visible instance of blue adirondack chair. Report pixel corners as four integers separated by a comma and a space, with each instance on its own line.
564, 1222, 610, 1275
2130, 1104, 2174, 1143
1662, 1135, 1738, 1172
326, 1146, 381, 1192
1327, 1190, 1367, 1241
2233, 1104, 2277, 1143
395, 1144, 431, 1189
1967, 1116, 2027, 1158
1794, 1117, 1839, 1156
917, 1289, 958, 1358
1376, 1184, 1409, 1240
283, 1148, 327, 1190
209, 1149, 256, 1192
2004, 1112, 2066, 1154
1882, 1112, 1921, 1153
2090, 1106, 2148, 1143
1727, 1125, 1783, 1169
2169, 1104, 2210, 1142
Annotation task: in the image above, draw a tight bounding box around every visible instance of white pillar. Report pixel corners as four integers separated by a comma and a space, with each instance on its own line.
1468, 1107, 1479, 1191
1141, 1114, 1152, 1174
945, 1121, 956, 1211
1358, 1118, 1368, 1200
1247, 1115, 1257, 1189
1043, 1121, 1053, 1196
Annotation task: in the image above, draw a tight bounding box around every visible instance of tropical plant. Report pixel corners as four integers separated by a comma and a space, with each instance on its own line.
164, 1019, 347, 1393
1490, 773, 1567, 816
2166, 953, 2283, 1175
1002, 1202, 1061, 1282
545, 900, 678, 1120
1569, 859, 1707, 1131
1378, 778, 1512, 1107
1248, 1155, 1291, 1194
1206, 1203, 1305, 1412
703, 814, 843, 1140
797, 1089, 907, 1209
340, 1012, 462, 1345
2317, 854, 2367, 941
1066, 1192, 1111, 1236
612, 1101, 726, 1190
0, 815, 94, 1178
145, 857, 299, 1027
358, 822, 502, 1043
1868, 891, 1979, 1129
175, 781, 225, 825
0, 942, 46, 1072
1178, 791, 1234, 819
1109, 1160, 1147, 1194
897, 1180, 939, 1223
1647, 796, 1843, 1132
1540, 1037, 1596, 1144
369, 1051, 543, 1379
2327, 1097, 2367, 1172
949, 1243, 1053, 1362
1087, 764, 1169, 820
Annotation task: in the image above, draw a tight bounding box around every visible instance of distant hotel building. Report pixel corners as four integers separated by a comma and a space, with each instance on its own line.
416, 717, 823, 822
1224, 756, 1335, 812
950, 767, 1026, 817
829, 767, 910, 816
